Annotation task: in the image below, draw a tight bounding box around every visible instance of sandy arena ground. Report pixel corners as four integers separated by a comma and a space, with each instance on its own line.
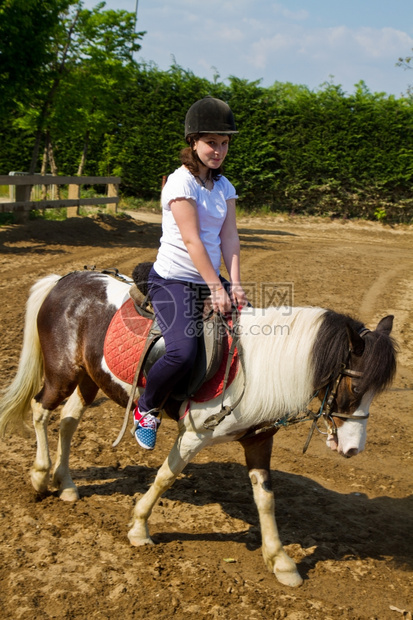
0, 211, 412, 619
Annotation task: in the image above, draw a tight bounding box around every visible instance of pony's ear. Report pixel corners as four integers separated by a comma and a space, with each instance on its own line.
346, 325, 365, 357
376, 315, 394, 335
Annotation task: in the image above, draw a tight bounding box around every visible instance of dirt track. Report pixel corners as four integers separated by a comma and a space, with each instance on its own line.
0, 212, 412, 620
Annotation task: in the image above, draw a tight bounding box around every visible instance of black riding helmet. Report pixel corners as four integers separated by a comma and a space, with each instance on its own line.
185, 96, 238, 142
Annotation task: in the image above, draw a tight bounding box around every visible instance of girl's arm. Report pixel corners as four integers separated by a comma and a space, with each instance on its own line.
170, 198, 231, 313
220, 198, 248, 307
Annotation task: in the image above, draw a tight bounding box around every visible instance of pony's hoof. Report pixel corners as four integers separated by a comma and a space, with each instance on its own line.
30, 468, 50, 494
275, 569, 303, 587
59, 486, 79, 502
128, 530, 154, 547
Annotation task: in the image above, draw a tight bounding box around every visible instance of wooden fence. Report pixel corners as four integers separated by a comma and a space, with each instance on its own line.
0, 174, 121, 223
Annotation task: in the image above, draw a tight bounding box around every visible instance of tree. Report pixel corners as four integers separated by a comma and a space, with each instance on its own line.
397, 50, 413, 70
47, 4, 144, 175
396, 50, 413, 96
9, 1, 144, 173
0, 0, 70, 122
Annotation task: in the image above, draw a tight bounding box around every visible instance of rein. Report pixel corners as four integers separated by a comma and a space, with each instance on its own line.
101, 264, 370, 453
82, 265, 133, 284
58, 265, 134, 286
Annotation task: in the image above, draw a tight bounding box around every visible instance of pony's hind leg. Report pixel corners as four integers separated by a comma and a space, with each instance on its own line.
30, 399, 53, 494
52, 376, 99, 501
128, 430, 207, 546
30, 373, 79, 496
240, 432, 303, 587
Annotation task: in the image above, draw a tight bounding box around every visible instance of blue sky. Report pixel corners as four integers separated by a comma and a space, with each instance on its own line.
84, 0, 413, 96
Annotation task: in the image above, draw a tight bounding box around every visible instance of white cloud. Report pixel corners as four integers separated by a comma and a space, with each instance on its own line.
216, 26, 245, 43
272, 3, 309, 21
354, 27, 413, 59
249, 34, 297, 69
246, 25, 413, 73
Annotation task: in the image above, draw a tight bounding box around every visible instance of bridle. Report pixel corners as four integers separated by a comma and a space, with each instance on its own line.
238, 341, 370, 453
302, 362, 368, 453
317, 325, 371, 434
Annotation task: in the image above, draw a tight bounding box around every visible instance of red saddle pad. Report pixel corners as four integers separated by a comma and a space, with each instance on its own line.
104, 298, 239, 401
104, 298, 152, 386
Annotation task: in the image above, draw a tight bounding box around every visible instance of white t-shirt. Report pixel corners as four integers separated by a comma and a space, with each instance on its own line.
153, 166, 238, 284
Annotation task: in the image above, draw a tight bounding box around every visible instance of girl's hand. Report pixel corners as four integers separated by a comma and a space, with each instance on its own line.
210, 285, 232, 314
230, 284, 248, 308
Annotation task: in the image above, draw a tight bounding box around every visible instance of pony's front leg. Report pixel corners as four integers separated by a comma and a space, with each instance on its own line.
30, 398, 52, 494
52, 388, 89, 502
128, 430, 207, 546
241, 433, 303, 587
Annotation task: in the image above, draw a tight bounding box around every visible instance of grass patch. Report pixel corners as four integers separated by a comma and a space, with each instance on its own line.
119, 196, 161, 213
30, 208, 67, 221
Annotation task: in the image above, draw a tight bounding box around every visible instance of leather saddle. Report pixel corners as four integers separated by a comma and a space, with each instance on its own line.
130, 262, 225, 405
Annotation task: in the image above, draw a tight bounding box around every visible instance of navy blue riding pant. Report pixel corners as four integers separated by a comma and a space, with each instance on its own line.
138, 267, 228, 413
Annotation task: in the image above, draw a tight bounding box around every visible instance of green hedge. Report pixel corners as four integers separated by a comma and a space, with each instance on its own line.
111, 71, 413, 222
1, 65, 413, 223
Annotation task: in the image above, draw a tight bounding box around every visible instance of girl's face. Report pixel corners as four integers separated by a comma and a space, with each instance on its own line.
193, 134, 229, 170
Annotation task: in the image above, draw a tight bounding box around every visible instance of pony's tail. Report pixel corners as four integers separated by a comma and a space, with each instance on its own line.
0, 274, 61, 437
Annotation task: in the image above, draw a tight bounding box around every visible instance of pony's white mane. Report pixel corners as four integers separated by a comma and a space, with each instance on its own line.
236, 305, 326, 424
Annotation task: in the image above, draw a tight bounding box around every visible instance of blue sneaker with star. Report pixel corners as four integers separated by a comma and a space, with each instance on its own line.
133, 408, 160, 450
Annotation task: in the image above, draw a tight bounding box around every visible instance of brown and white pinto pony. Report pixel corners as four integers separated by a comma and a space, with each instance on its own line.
0, 271, 396, 587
